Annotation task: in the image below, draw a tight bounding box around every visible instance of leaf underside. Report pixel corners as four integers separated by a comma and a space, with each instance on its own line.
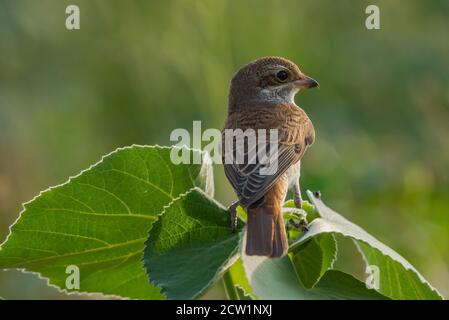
290, 234, 337, 289
242, 254, 388, 300
289, 191, 443, 300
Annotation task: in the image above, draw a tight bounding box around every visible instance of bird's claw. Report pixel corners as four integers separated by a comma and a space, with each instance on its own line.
284, 207, 309, 232
299, 218, 309, 232
288, 217, 309, 232
228, 202, 239, 233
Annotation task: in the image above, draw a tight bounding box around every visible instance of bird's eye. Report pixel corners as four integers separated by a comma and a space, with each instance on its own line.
276, 70, 289, 81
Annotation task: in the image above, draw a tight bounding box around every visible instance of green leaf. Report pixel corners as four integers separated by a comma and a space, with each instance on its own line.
290, 191, 443, 300
290, 234, 337, 288
283, 199, 319, 221
226, 258, 255, 300
0, 145, 213, 299
242, 254, 388, 299
355, 241, 440, 300
313, 270, 389, 300
143, 188, 243, 299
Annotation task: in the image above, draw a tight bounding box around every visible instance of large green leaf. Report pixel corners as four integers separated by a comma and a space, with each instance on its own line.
290, 191, 443, 300
0, 145, 213, 299
242, 254, 388, 300
143, 188, 243, 299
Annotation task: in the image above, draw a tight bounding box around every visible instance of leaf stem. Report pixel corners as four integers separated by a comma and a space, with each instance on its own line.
222, 270, 239, 300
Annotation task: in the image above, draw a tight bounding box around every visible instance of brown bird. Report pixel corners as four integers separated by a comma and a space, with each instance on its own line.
222, 56, 318, 258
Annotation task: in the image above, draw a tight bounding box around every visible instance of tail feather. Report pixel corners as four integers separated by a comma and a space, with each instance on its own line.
246, 203, 288, 258
271, 212, 288, 257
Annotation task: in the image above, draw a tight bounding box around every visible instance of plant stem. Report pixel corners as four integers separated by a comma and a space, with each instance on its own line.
222, 270, 239, 300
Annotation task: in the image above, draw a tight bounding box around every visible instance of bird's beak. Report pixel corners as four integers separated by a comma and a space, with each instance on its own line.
294, 75, 319, 89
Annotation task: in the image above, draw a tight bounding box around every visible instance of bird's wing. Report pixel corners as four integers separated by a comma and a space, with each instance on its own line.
223, 105, 315, 208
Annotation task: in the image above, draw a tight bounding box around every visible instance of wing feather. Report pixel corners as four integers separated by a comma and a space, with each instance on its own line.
223, 103, 314, 208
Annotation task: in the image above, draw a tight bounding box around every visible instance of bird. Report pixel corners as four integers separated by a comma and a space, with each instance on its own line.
222, 56, 318, 258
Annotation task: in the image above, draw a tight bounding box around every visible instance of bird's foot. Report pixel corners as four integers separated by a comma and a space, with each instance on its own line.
282, 207, 309, 232
288, 217, 309, 232
299, 218, 309, 232
228, 201, 239, 233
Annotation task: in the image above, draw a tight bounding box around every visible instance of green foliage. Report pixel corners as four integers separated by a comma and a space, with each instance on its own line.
0, 146, 212, 299
290, 191, 442, 300
0, 146, 443, 300
291, 234, 337, 288
143, 188, 243, 299
226, 258, 254, 300
240, 255, 387, 300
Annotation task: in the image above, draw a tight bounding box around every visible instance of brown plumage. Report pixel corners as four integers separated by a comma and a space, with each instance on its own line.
222, 56, 318, 258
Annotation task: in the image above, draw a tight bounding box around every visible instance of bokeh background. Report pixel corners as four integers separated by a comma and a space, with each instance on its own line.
1, 0, 448, 299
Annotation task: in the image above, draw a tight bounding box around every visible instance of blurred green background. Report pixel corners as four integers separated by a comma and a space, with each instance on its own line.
1, 0, 448, 299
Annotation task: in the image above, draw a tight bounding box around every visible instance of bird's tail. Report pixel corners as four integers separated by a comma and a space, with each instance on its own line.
245, 200, 288, 258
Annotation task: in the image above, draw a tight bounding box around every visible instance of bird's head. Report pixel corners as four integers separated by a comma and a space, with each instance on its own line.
229, 56, 318, 110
